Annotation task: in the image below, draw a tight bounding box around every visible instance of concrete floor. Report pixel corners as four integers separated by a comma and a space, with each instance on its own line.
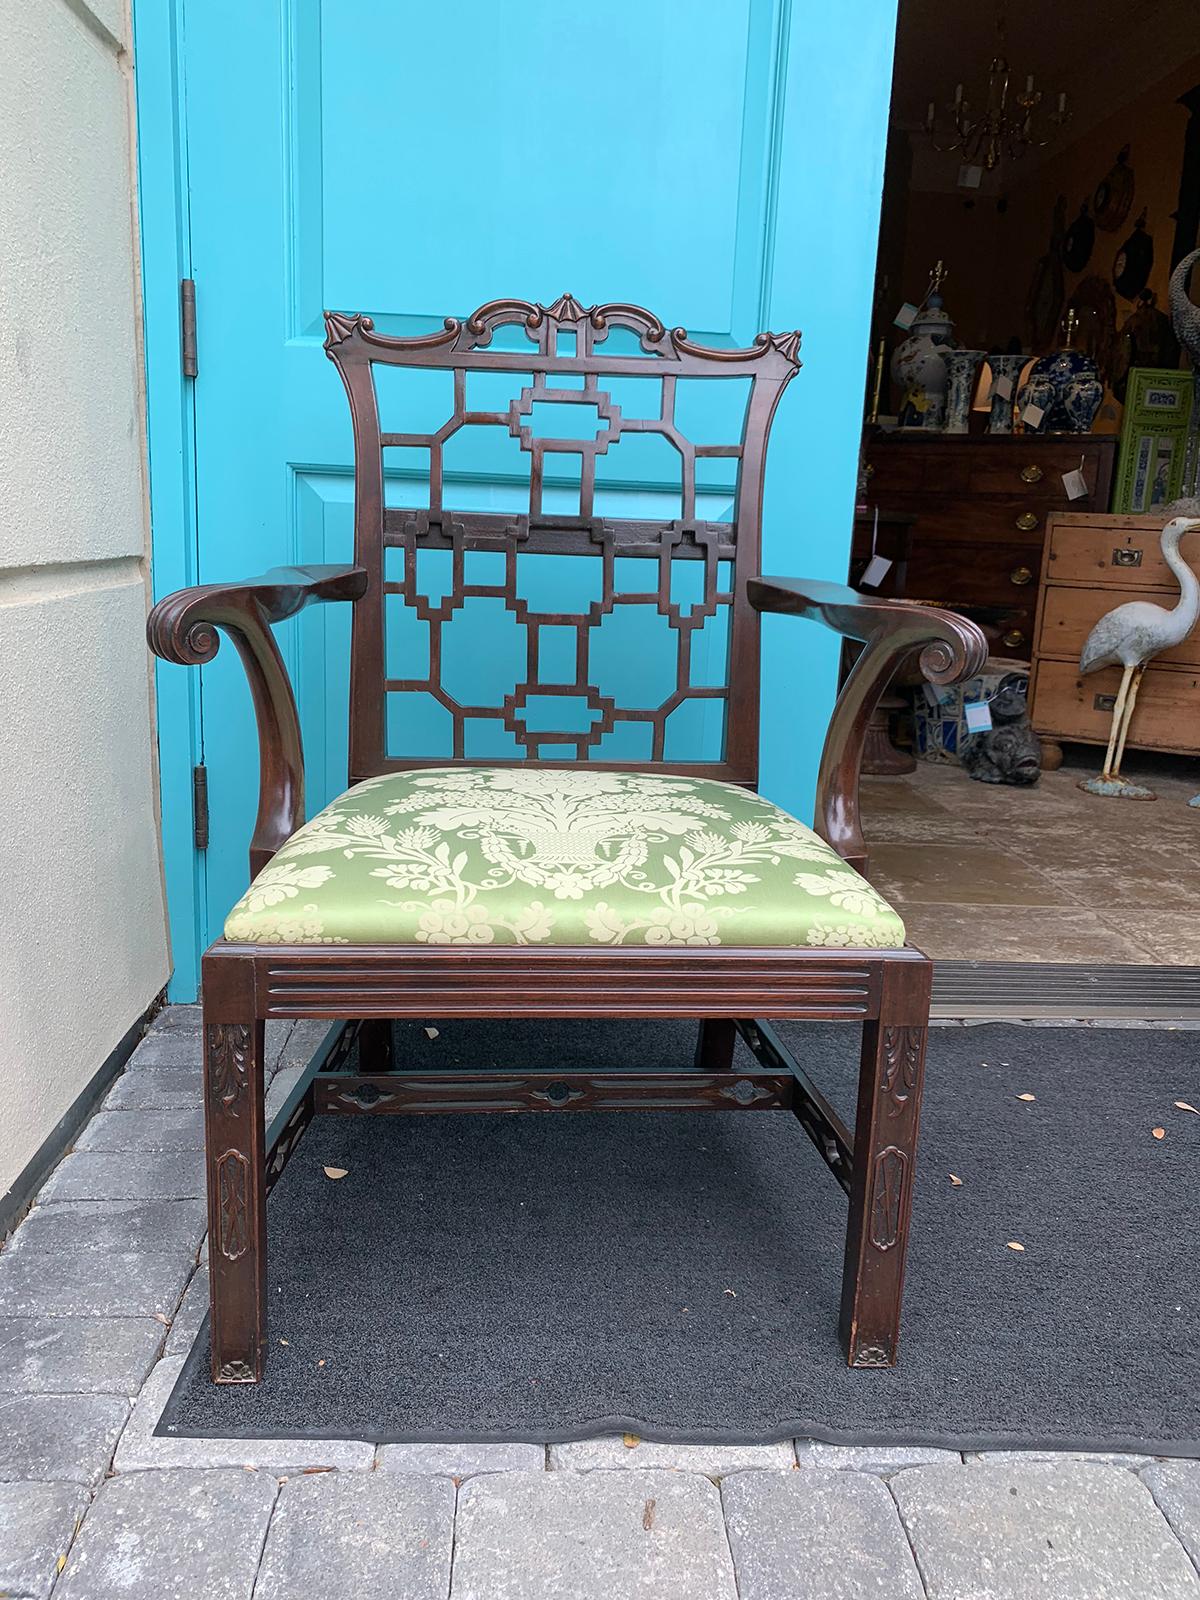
862, 749, 1200, 965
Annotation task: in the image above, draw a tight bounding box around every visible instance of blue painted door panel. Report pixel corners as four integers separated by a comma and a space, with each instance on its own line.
171, 0, 896, 971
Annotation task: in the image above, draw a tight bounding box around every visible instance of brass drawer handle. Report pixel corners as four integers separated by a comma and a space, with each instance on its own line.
1015, 511, 1040, 532
1020, 463, 1044, 484
1010, 565, 1034, 586
1112, 547, 1143, 567
1002, 629, 1026, 649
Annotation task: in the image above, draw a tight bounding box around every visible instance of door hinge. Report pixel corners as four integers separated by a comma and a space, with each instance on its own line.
181, 278, 198, 378
192, 763, 209, 850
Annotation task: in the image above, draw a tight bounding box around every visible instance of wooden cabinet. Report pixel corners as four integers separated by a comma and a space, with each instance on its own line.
864, 433, 1116, 660
1029, 513, 1200, 758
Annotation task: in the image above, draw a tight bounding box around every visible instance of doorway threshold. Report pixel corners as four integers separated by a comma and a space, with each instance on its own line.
931, 961, 1200, 1021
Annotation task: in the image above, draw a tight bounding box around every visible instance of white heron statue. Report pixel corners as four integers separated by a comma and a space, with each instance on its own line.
1078, 516, 1200, 800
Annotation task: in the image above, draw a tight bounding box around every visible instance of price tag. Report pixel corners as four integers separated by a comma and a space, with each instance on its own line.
893, 302, 918, 330
1022, 402, 1045, 428
859, 554, 893, 589
990, 374, 1014, 401
1062, 468, 1088, 500
957, 163, 983, 190
964, 700, 993, 734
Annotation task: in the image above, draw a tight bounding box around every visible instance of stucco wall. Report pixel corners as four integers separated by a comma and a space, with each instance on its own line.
0, 0, 168, 1200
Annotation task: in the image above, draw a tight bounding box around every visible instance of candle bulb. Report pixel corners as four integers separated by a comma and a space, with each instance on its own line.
927, 99, 935, 128
954, 82, 963, 105
1058, 91, 1067, 114
1025, 73, 1034, 94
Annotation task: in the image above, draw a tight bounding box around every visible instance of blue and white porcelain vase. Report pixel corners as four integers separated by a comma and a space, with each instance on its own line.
1062, 366, 1105, 432
1017, 312, 1104, 434
891, 290, 956, 430
942, 350, 985, 435
985, 353, 1027, 434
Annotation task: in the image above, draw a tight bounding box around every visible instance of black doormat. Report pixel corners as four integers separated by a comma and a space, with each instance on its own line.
161, 1020, 1200, 1452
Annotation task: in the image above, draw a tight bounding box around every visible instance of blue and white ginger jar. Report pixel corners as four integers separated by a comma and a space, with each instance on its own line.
1018, 346, 1103, 434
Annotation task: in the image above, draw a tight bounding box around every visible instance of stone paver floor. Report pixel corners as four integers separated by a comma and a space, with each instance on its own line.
1, 1006, 1198, 1598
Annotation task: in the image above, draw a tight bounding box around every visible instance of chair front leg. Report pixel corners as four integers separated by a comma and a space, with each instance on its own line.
840, 960, 932, 1367
203, 1016, 268, 1382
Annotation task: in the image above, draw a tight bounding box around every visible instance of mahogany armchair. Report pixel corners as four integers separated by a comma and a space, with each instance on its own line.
148, 295, 985, 1385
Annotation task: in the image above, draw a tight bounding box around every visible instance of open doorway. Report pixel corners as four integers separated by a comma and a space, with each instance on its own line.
858, 0, 1200, 985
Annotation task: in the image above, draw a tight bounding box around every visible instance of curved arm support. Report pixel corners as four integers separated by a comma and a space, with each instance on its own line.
147, 565, 368, 878
748, 576, 988, 872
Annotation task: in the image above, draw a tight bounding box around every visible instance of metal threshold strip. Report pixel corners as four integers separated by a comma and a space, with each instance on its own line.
931, 961, 1200, 1021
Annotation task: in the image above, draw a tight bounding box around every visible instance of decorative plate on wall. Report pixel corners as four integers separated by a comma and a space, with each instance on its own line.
1113, 211, 1153, 299
1062, 202, 1095, 272
1093, 145, 1134, 232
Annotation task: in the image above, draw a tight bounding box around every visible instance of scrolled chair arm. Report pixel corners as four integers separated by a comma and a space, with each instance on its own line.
748, 576, 988, 873
147, 565, 368, 877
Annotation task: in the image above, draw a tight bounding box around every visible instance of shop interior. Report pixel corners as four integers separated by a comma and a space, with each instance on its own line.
856, 0, 1200, 969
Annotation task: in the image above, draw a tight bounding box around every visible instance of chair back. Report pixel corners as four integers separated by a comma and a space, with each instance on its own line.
324, 293, 800, 787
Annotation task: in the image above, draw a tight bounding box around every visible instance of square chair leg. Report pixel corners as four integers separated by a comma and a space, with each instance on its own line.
357, 1017, 395, 1073
840, 958, 932, 1367
203, 1001, 268, 1383
694, 1018, 737, 1070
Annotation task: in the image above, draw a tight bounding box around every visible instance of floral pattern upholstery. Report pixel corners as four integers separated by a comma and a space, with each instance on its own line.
223, 768, 906, 950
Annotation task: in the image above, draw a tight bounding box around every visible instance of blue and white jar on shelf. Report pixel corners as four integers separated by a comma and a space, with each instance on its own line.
942, 349, 986, 434
985, 353, 1027, 434
891, 266, 957, 430
1016, 310, 1104, 434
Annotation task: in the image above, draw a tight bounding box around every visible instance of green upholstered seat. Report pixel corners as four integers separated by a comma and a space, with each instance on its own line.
223, 767, 905, 950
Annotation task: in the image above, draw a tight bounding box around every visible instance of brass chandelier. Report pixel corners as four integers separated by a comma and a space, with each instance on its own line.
923, 2, 1071, 171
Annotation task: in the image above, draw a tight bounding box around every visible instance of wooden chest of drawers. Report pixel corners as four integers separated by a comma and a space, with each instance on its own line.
864, 433, 1116, 660
1030, 513, 1200, 759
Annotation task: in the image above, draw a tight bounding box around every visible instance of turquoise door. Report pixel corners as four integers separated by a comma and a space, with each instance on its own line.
137, 0, 897, 997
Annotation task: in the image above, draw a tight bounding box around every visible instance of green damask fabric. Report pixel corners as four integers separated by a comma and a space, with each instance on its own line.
223, 768, 906, 950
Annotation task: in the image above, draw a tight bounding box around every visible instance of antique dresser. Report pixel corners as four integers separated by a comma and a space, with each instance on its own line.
864, 433, 1117, 662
